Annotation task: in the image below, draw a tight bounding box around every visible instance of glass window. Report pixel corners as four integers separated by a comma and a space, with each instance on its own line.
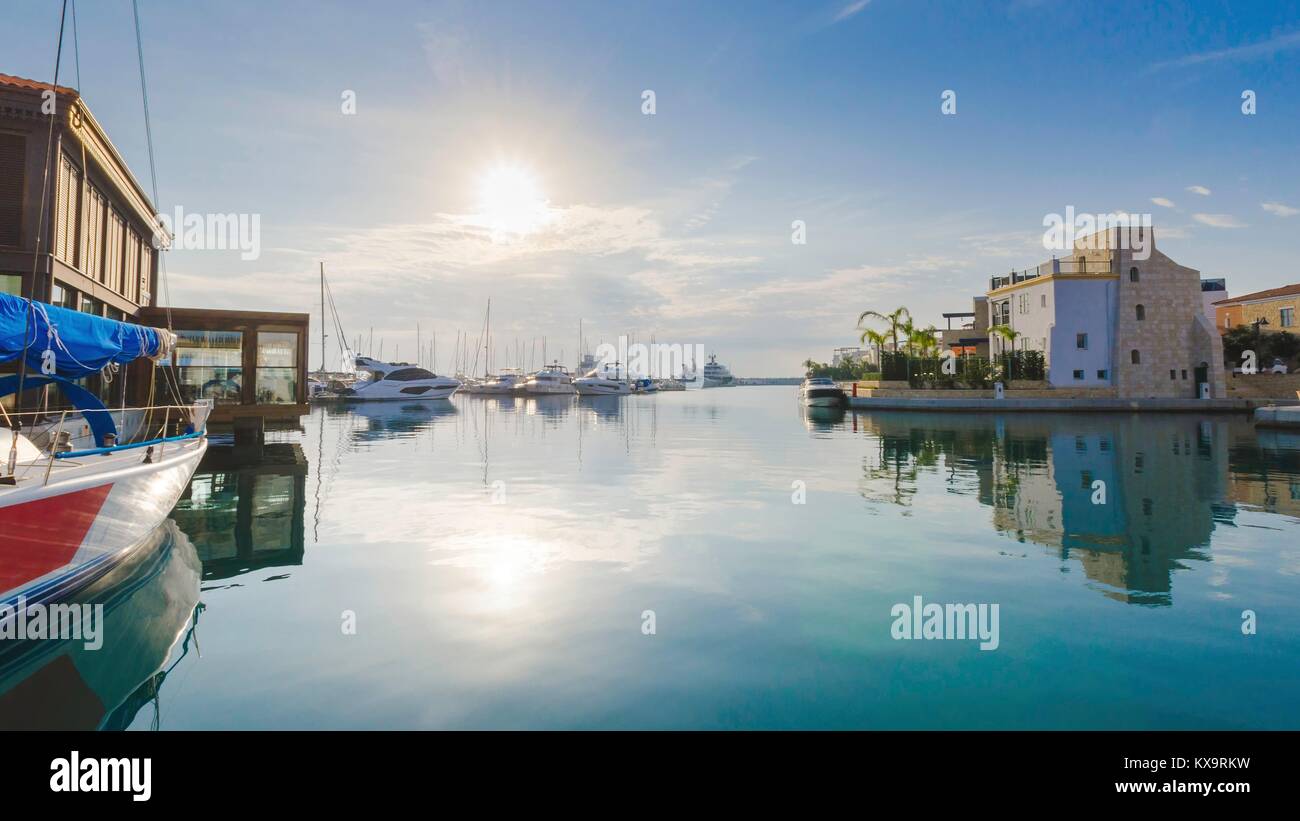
1282, 307, 1295, 328
256, 331, 298, 404
80, 296, 101, 316
1097, 370, 1108, 379
1076, 333, 1088, 349
0, 274, 20, 296
1131, 350, 1141, 364
1135, 304, 1145, 320
1072, 369, 1084, 380
50, 283, 78, 310
173, 330, 243, 404
1129, 267, 1139, 282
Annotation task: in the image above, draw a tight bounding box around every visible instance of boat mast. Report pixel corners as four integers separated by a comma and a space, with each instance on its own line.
319, 262, 327, 374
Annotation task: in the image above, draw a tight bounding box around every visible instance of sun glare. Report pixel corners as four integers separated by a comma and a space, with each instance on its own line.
476, 164, 553, 240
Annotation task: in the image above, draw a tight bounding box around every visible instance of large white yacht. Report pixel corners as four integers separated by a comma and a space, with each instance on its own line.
800, 376, 846, 407
702, 354, 734, 387
575, 365, 632, 396
327, 357, 460, 400
523, 363, 576, 395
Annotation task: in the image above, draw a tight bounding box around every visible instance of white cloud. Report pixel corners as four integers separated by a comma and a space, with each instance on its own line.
1186, 185, 1212, 196
1150, 197, 1176, 208
1192, 213, 1246, 229
1150, 30, 1300, 71
1262, 202, 1300, 217
834, 0, 872, 22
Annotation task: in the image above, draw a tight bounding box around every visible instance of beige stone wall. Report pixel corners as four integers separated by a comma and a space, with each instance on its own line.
1109, 238, 1226, 399
1224, 373, 1300, 399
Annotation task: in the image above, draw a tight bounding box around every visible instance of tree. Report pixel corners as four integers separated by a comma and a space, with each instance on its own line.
857, 306, 910, 356
989, 324, 1021, 356
860, 328, 887, 368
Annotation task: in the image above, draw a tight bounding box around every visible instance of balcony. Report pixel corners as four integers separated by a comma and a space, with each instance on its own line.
989, 257, 1114, 291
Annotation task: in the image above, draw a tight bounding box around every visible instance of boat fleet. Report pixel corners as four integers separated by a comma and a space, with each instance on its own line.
309, 356, 731, 401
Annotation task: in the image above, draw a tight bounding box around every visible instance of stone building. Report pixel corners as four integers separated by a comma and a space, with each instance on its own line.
1213, 283, 1299, 335
985, 226, 1225, 398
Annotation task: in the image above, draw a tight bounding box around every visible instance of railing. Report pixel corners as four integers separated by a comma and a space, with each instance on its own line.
0, 403, 207, 487
990, 256, 1115, 291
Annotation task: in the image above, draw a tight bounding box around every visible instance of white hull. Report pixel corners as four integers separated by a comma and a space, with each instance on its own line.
0, 435, 207, 607
803, 395, 843, 407
575, 380, 631, 396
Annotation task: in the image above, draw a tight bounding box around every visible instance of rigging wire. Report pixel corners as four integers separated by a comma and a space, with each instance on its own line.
131, 0, 186, 407
15, 0, 69, 416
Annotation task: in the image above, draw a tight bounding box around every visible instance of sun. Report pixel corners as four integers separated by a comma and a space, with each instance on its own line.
475, 164, 553, 240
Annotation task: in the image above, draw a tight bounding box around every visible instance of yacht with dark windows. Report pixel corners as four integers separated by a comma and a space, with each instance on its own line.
322, 356, 460, 400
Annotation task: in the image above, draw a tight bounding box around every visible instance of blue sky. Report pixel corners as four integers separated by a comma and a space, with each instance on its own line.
6, 0, 1300, 373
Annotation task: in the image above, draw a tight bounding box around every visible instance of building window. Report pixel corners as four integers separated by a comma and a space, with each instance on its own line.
1224, 314, 1231, 329
1129, 267, 1139, 282
1080, 470, 1093, 489
1040, 294, 1047, 307
1131, 350, 1141, 364
80, 296, 101, 316
54, 153, 82, 267
256, 331, 299, 404
1170, 369, 1177, 380
1076, 333, 1088, 349
1135, 304, 1145, 320
1182, 369, 1188, 380
0, 134, 25, 248
50, 284, 78, 310
172, 330, 244, 404
1097, 369, 1108, 379
1282, 307, 1295, 328
1073, 369, 1085, 380
0, 274, 21, 296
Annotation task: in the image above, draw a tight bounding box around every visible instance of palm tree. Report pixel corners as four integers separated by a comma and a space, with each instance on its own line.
909, 325, 940, 357
801, 358, 819, 376
857, 306, 910, 357
859, 329, 887, 371
989, 324, 1021, 356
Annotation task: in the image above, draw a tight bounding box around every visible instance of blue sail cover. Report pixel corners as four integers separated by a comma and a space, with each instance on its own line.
0, 292, 169, 378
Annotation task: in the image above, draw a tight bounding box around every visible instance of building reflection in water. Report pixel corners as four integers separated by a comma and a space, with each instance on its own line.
852, 412, 1300, 606
0, 522, 201, 730
170, 443, 309, 583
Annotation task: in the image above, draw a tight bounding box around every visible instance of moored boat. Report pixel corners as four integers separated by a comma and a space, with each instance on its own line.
0, 293, 210, 610
799, 376, 846, 407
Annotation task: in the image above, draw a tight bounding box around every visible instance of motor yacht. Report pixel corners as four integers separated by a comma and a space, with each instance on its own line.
800, 376, 846, 407
523, 363, 576, 395
322, 357, 460, 400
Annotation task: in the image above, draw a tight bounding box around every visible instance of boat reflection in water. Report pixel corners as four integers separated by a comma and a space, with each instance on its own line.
800, 403, 846, 433
849, 411, 1299, 605
0, 522, 201, 730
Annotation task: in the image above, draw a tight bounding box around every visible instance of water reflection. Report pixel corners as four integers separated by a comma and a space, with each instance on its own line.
0, 522, 200, 730
851, 412, 1300, 605
171, 443, 308, 584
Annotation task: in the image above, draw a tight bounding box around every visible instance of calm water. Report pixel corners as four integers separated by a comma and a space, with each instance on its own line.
3, 386, 1299, 729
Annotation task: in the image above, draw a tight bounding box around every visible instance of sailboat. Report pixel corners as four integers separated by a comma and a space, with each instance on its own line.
0, 294, 210, 611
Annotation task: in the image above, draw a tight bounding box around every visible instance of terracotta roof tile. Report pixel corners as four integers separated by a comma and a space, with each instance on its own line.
0, 72, 79, 97
1213, 283, 1300, 306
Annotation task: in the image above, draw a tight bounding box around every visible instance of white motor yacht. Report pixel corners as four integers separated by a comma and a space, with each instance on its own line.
324, 357, 460, 400
575, 366, 632, 396
523, 363, 576, 395
477, 367, 527, 394
800, 376, 846, 407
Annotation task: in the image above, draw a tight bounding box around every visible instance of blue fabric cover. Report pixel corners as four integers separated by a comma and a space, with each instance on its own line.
0, 292, 166, 378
